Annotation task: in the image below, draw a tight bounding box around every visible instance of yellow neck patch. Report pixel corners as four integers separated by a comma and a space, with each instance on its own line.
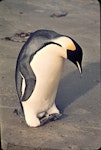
53, 36, 76, 51
65, 37, 76, 51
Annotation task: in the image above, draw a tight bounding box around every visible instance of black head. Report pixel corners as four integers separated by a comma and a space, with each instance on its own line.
67, 40, 83, 74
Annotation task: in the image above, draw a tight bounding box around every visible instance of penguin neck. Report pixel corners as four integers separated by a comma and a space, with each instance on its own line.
52, 36, 76, 51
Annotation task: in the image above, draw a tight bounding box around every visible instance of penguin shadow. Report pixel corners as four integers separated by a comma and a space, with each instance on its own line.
56, 62, 100, 114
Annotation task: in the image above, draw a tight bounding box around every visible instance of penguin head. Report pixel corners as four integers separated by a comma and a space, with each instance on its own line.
67, 40, 83, 74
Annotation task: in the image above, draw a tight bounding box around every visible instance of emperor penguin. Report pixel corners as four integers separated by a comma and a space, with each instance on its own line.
15, 29, 83, 127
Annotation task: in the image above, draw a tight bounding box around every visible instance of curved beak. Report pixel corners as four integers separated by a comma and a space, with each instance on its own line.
76, 61, 82, 75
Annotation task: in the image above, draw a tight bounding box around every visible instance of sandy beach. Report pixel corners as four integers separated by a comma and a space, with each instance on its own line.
0, 0, 100, 149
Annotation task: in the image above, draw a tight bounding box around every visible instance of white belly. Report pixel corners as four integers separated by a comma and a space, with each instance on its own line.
22, 44, 65, 115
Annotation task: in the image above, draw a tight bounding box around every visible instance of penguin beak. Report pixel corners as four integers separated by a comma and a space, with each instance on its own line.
66, 47, 83, 76
76, 61, 82, 75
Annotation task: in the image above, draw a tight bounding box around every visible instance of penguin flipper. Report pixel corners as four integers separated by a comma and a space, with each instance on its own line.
15, 67, 23, 100
22, 77, 36, 101
19, 58, 36, 101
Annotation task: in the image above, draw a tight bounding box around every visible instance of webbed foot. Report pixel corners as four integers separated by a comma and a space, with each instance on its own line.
40, 113, 62, 126
49, 113, 62, 121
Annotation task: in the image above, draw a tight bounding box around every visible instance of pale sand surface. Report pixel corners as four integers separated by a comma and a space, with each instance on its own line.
0, 0, 100, 149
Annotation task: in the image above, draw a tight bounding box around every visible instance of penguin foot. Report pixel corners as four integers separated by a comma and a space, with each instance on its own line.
40, 113, 62, 126
40, 114, 53, 126
49, 113, 62, 121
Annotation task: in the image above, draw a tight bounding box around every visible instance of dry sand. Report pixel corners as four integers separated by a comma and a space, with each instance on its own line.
0, 0, 100, 150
